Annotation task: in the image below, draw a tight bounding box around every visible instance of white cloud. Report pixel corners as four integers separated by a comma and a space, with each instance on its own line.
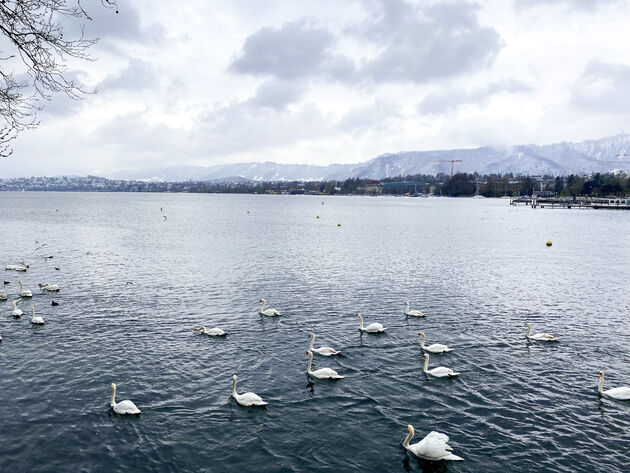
3, 0, 630, 177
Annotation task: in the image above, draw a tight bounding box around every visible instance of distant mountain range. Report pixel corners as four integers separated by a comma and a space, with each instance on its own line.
109, 134, 630, 182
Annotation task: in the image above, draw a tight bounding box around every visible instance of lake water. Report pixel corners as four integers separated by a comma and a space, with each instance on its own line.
1, 192, 629, 472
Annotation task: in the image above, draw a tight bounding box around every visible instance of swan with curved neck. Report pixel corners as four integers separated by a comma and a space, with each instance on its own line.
110, 383, 141, 414
18, 281, 32, 297
30, 306, 44, 325
11, 300, 22, 317
231, 374, 267, 406
598, 372, 630, 400
418, 332, 453, 353
404, 301, 425, 317
308, 333, 340, 356
305, 351, 344, 379
259, 299, 282, 316
421, 353, 459, 377
194, 326, 227, 336
354, 313, 386, 333
39, 283, 60, 292
403, 424, 464, 461
526, 323, 557, 341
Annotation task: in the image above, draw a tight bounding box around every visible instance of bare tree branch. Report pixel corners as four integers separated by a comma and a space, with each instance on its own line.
0, 0, 117, 156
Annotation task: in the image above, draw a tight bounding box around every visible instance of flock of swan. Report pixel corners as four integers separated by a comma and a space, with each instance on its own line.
4, 262, 630, 464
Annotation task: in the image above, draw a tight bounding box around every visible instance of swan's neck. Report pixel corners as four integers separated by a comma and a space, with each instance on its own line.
19, 281, 23, 290
423, 355, 429, 373
232, 378, 237, 397
598, 375, 604, 394
260, 300, 265, 310
110, 385, 116, 406
405, 301, 410, 310
309, 336, 314, 351
13, 300, 17, 309
31, 307, 35, 318
403, 427, 414, 448
526, 324, 531, 337
419, 333, 426, 348
357, 314, 364, 329
307, 353, 313, 373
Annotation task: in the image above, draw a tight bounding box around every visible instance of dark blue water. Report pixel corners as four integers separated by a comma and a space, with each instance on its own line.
1, 192, 629, 472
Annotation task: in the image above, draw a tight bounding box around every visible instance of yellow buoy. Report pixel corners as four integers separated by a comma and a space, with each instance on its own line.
546, 240, 552, 247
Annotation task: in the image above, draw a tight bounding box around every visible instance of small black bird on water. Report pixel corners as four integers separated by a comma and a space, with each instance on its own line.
125, 281, 133, 286
3, 281, 9, 285
51, 301, 59, 306
54, 267, 60, 271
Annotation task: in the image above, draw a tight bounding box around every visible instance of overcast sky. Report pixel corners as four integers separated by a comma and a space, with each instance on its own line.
3, 0, 630, 177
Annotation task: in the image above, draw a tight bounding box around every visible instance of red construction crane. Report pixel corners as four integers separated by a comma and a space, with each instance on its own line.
418, 159, 463, 177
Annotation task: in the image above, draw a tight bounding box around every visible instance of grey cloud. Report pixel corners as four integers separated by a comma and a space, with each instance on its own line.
513, 0, 626, 10
359, 1, 503, 83
229, 22, 335, 79
97, 59, 159, 92
571, 59, 630, 114
418, 80, 532, 114
247, 79, 306, 110
64, 1, 165, 47
337, 100, 402, 133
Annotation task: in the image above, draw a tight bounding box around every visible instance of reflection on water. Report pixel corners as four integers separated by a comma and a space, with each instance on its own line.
1, 192, 630, 472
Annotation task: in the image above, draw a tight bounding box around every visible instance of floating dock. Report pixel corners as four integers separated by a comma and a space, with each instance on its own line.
510, 197, 630, 210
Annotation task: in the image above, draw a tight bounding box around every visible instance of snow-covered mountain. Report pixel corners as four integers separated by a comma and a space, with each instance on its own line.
109, 134, 630, 182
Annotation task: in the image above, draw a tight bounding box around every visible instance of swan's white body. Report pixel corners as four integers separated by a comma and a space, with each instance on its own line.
231, 375, 267, 406
19, 281, 32, 297
30, 306, 44, 325
306, 351, 344, 379
40, 283, 60, 292
308, 333, 340, 356
12, 300, 23, 317
194, 326, 227, 336
355, 313, 386, 333
422, 353, 459, 377
418, 332, 453, 354
526, 323, 557, 341
5, 264, 27, 272
598, 372, 630, 400
110, 383, 141, 414
404, 301, 425, 317
259, 299, 282, 316
403, 425, 464, 461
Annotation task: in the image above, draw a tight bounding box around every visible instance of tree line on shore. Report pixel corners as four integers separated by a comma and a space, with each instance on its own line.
2, 172, 629, 197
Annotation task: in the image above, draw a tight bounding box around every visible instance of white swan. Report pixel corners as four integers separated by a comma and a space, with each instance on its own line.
355, 313, 386, 333
193, 326, 227, 336
231, 375, 267, 406
305, 350, 344, 379
19, 281, 32, 297
0, 293, 7, 301
259, 299, 282, 316
526, 323, 557, 341
30, 306, 44, 325
598, 372, 630, 400
418, 332, 453, 354
39, 283, 60, 292
11, 300, 23, 317
421, 353, 459, 377
5, 264, 27, 272
308, 333, 340, 356
404, 301, 425, 317
110, 383, 141, 414
403, 424, 464, 461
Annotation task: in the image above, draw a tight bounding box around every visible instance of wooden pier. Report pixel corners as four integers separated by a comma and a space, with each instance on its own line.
510, 196, 630, 210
